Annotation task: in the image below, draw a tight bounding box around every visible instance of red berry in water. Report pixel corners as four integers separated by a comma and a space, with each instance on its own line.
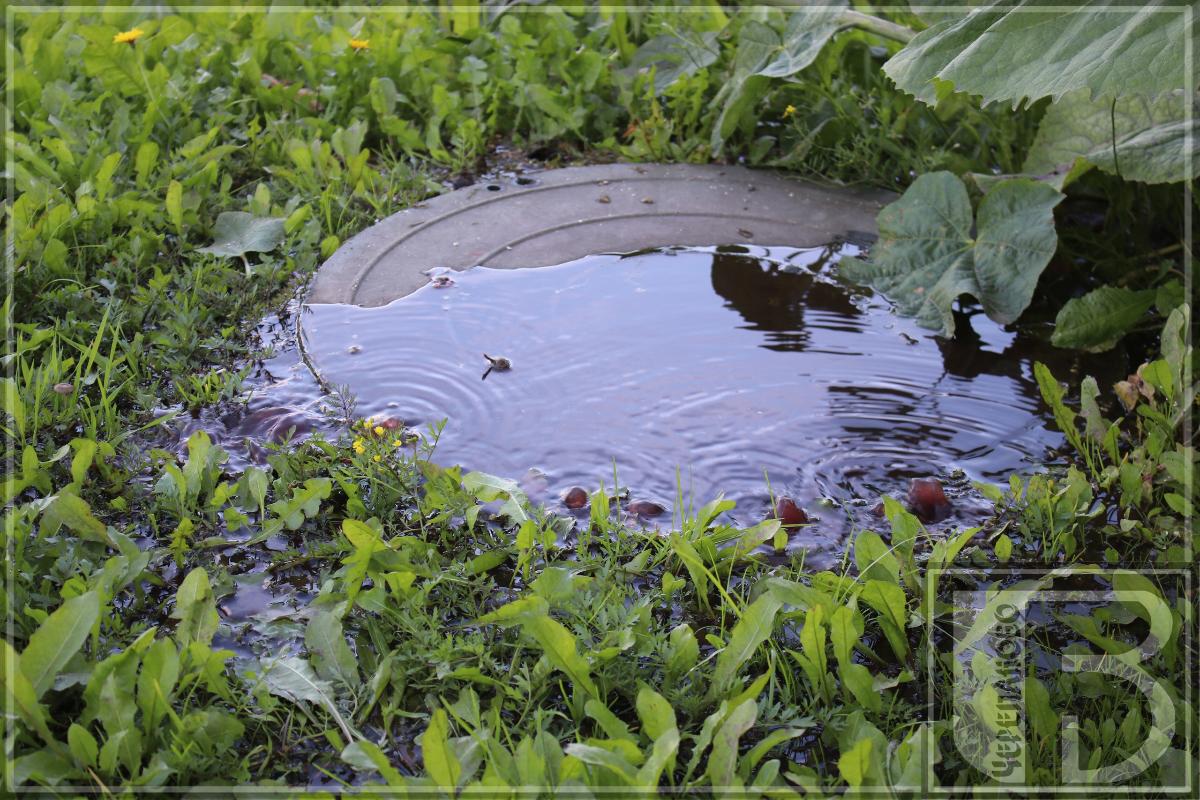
775, 497, 809, 527
563, 487, 588, 510
628, 500, 665, 518
907, 478, 951, 522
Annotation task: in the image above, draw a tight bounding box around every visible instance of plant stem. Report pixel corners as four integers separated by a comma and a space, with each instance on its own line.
838, 9, 916, 44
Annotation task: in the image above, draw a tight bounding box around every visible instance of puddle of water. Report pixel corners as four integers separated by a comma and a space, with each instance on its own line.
149, 300, 336, 472
302, 244, 1124, 565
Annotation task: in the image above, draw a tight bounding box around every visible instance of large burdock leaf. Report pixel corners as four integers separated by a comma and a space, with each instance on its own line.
840, 172, 1063, 337
884, 1, 1193, 107
711, 7, 846, 153
1051, 286, 1157, 351
1024, 89, 1199, 184
197, 211, 286, 258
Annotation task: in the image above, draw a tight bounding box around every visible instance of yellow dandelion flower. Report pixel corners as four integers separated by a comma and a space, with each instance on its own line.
783, 104, 797, 119
113, 27, 145, 45
373, 425, 385, 436
373, 454, 382, 462
349, 38, 370, 51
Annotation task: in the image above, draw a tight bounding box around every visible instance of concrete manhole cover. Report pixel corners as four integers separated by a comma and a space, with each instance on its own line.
304, 163, 893, 307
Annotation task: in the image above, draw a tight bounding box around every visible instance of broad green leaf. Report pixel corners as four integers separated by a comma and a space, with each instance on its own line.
841, 173, 1062, 336
853, 530, 898, 585
829, 605, 864, 667
171, 568, 218, 648
884, 2, 1193, 107
197, 211, 286, 258
707, 698, 757, 789
67, 723, 98, 769
837, 736, 873, 786
1025, 89, 1199, 184
305, 610, 361, 688
40, 493, 114, 546
666, 623, 699, 678
342, 740, 406, 786
757, 7, 847, 78
712, 592, 783, 696
636, 727, 680, 788
261, 655, 355, 741
20, 591, 100, 699
585, 699, 636, 743
994, 533, 1013, 563
1025, 676, 1058, 739
136, 637, 179, 734
420, 709, 462, 791
462, 470, 530, 523
627, 30, 720, 94
166, 180, 183, 234
1051, 285, 1157, 351
522, 614, 597, 698
636, 686, 676, 742
1, 640, 55, 745
565, 743, 637, 783
859, 580, 910, 661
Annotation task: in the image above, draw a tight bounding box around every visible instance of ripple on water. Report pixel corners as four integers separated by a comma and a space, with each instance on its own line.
303, 244, 1120, 567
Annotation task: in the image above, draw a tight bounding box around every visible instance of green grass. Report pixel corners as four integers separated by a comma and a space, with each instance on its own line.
3, 5, 1195, 795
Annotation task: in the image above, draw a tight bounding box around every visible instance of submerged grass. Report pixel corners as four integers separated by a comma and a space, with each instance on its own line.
3, 6, 1195, 796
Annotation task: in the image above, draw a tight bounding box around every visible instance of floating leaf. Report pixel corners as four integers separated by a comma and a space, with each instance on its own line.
197, 211, 286, 258
884, 3, 1192, 107
1025, 89, 1199, 184
1051, 285, 1156, 351
840, 172, 1062, 337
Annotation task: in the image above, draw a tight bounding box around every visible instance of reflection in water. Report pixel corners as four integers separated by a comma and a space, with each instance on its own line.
303, 245, 1122, 566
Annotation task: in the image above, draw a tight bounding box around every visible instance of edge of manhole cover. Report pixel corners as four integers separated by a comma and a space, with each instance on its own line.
305, 163, 893, 308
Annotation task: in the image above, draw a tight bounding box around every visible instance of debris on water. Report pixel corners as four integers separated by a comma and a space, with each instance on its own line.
347, 344, 362, 354
563, 486, 589, 509
597, 195, 611, 204
628, 500, 665, 518
775, 496, 809, 527
907, 477, 951, 523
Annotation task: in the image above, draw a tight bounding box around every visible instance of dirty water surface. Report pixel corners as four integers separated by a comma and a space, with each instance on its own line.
301, 244, 1120, 566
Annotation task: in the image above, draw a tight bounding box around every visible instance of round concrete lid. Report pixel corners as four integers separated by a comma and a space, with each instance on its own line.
305, 163, 893, 307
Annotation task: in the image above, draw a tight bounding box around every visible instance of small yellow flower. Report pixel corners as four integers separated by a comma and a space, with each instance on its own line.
373, 425, 385, 436
783, 104, 797, 119
349, 38, 370, 51
362, 418, 372, 429
393, 439, 403, 447
113, 27, 145, 45
353, 441, 365, 454
373, 454, 382, 462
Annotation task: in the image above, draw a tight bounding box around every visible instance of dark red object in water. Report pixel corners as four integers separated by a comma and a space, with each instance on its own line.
563, 487, 588, 510
775, 496, 809, 527
907, 478, 951, 522
628, 500, 665, 518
